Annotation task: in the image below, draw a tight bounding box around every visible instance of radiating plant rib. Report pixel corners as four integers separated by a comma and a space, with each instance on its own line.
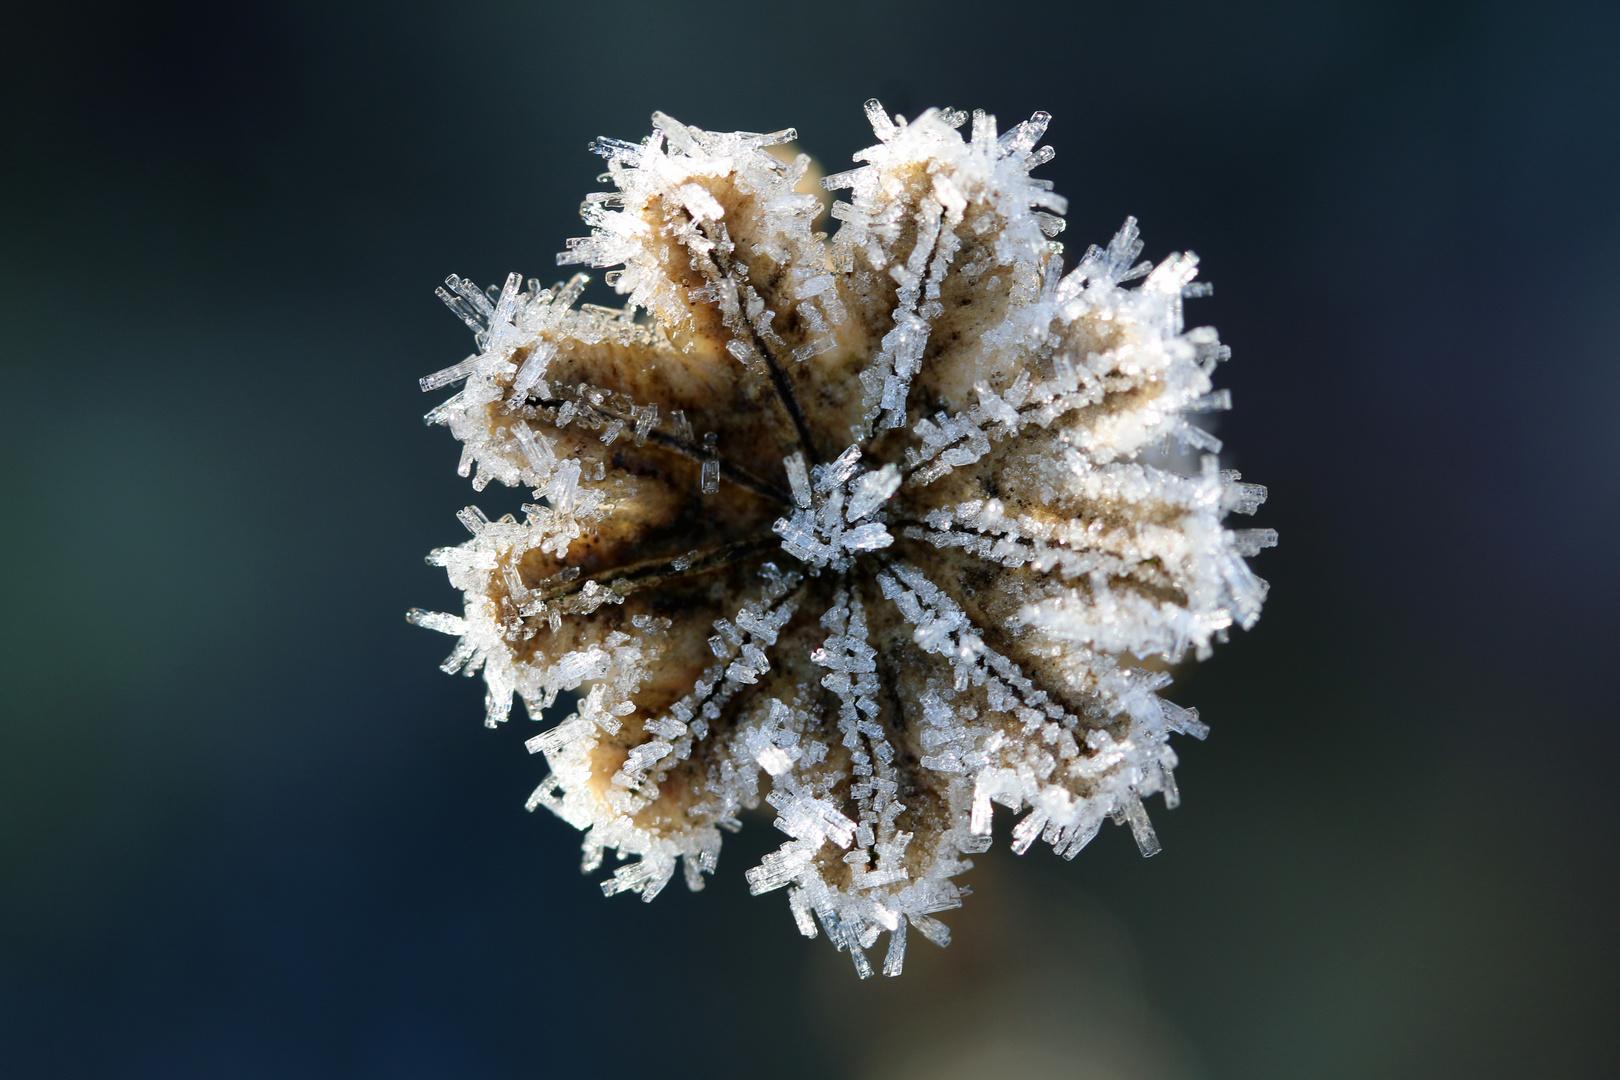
529, 384, 790, 505
412, 101, 1273, 978
526, 533, 783, 607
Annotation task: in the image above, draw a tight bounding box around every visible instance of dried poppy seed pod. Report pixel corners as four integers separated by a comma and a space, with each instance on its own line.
410, 102, 1273, 978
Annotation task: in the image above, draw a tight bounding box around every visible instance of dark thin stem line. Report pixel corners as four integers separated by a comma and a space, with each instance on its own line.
701, 222, 821, 467
529, 392, 791, 506
643, 426, 789, 505
531, 531, 784, 605
756, 338, 821, 467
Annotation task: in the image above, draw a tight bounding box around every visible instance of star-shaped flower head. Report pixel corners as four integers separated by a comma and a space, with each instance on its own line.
410, 101, 1274, 978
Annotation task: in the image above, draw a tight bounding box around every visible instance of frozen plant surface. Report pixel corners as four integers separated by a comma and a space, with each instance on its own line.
410, 102, 1274, 978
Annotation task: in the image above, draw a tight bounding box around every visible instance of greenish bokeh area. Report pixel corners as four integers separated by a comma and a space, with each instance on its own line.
2, 2, 1615, 1076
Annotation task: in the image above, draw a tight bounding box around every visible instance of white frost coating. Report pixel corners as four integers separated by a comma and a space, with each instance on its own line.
771, 448, 898, 570
413, 102, 1272, 978
824, 107, 1064, 435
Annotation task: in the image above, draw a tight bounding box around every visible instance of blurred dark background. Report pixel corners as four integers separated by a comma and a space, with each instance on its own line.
2, 1, 1616, 1077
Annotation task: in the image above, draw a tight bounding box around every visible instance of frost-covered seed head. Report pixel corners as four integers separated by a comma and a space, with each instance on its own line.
410, 102, 1273, 978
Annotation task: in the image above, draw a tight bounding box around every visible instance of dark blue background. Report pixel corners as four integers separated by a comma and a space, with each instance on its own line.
3, 2, 1616, 1076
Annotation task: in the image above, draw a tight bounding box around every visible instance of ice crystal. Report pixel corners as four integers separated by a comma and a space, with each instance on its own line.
410, 103, 1273, 977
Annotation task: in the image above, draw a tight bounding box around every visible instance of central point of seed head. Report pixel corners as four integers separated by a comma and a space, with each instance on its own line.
771, 447, 902, 571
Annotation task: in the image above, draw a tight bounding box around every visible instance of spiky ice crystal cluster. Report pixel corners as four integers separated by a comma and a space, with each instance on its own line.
410, 102, 1273, 977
